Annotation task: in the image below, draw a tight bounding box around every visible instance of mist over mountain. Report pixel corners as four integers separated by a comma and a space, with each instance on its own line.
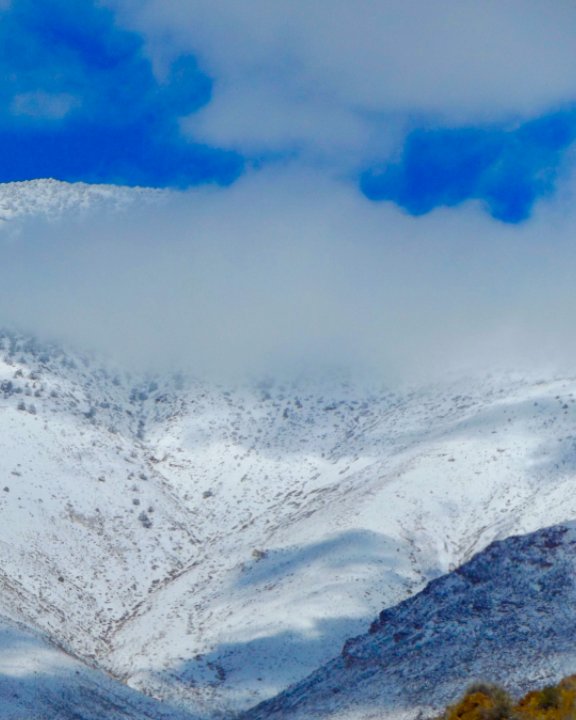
2, 182, 576, 716
3, 176, 576, 383
2, 2, 576, 718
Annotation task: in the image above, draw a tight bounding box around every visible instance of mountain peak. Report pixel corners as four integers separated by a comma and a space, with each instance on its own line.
0, 178, 163, 223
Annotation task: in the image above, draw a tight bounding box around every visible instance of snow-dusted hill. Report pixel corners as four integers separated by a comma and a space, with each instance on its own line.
109, 369, 576, 714
0, 178, 162, 222
245, 521, 576, 720
1, 181, 576, 719
0, 613, 194, 720
4, 327, 576, 717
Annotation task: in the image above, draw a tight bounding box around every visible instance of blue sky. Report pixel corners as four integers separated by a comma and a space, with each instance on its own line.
361, 110, 576, 223
3, 0, 576, 222
0, 0, 242, 187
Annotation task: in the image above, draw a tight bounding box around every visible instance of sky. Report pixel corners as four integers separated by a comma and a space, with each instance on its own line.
3, 0, 576, 218
2, 0, 576, 380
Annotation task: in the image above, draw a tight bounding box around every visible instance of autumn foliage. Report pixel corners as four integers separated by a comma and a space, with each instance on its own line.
442, 676, 576, 720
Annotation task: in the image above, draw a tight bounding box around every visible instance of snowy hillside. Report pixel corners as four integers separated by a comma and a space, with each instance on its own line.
0, 614, 194, 720
104, 368, 576, 714
3, 326, 576, 716
245, 522, 576, 720
1, 181, 576, 718
0, 179, 162, 222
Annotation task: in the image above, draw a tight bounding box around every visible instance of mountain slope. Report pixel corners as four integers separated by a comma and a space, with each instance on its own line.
1, 181, 576, 716
106, 369, 576, 713
0, 614, 193, 720
3, 327, 576, 715
245, 522, 576, 720
0, 333, 199, 665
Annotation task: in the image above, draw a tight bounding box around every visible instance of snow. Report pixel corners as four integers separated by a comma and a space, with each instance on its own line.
0, 179, 163, 222
0, 181, 576, 719
246, 522, 576, 720
0, 615, 194, 720
3, 328, 576, 716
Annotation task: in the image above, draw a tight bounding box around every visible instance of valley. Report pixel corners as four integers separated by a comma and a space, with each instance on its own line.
0, 182, 575, 719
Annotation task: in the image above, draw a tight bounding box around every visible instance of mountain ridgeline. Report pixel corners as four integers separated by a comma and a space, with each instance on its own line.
245, 523, 576, 720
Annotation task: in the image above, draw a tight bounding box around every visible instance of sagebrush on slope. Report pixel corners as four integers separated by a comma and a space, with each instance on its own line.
444, 676, 576, 720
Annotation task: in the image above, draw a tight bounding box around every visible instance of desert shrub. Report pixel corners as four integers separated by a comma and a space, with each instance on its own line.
515, 680, 576, 720
443, 677, 576, 720
138, 511, 152, 528
538, 686, 561, 710
444, 684, 513, 720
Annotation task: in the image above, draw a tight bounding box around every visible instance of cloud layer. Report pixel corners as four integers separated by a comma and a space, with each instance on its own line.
112, 0, 576, 134
2, 170, 576, 381
2, 1, 576, 383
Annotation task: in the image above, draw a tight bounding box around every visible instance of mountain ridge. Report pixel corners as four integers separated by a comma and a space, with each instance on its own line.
245, 522, 576, 720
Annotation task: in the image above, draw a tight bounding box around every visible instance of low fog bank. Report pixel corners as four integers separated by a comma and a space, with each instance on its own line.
1, 167, 576, 384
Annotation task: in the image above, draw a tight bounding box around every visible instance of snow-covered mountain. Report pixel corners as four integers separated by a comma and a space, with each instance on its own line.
3, 328, 576, 717
1, 181, 576, 719
246, 521, 576, 720
0, 178, 162, 222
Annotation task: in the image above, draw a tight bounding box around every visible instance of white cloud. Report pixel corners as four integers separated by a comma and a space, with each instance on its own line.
3, 166, 576, 381
2, 3, 573, 382
109, 0, 576, 158
180, 82, 382, 164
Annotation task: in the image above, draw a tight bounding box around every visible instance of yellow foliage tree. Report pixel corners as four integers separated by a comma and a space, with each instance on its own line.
444, 684, 513, 720
441, 676, 576, 720
514, 675, 576, 720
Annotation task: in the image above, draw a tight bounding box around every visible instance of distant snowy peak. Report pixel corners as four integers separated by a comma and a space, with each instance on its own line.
246, 522, 576, 720
0, 179, 165, 222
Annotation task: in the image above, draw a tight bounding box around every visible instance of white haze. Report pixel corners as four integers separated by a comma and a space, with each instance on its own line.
2, 167, 576, 382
